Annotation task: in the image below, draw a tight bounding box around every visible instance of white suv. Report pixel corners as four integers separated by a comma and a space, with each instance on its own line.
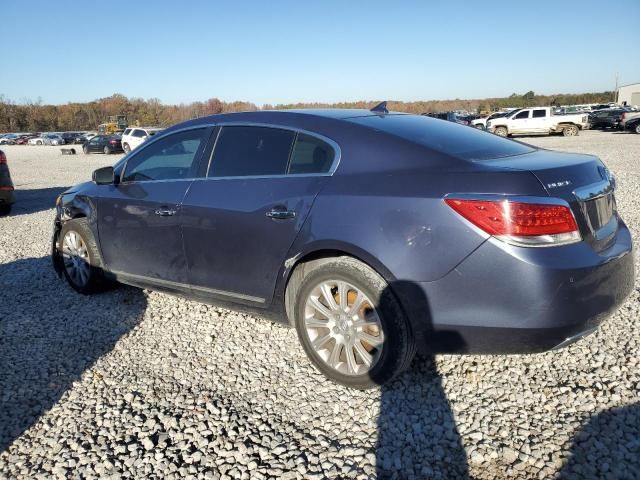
121, 127, 164, 153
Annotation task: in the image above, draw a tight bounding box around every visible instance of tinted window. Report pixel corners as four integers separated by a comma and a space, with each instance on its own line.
288, 134, 334, 174
209, 126, 295, 177
347, 114, 535, 161
132, 129, 146, 137
123, 128, 208, 182
123, 128, 131, 136
514, 110, 530, 119
532, 109, 546, 118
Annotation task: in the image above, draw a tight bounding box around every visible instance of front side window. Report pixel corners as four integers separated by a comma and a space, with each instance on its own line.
514, 110, 530, 120
288, 133, 335, 174
209, 126, 295, 177
123, 128, 132, 136
532, 109, 546, 118
123, 128, 208, 182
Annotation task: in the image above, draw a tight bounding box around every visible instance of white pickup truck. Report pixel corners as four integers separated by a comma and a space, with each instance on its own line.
486, 107, 589, 137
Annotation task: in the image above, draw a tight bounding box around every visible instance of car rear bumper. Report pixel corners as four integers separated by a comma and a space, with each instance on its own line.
395, 221, 635, 354
0, 188, 15, 205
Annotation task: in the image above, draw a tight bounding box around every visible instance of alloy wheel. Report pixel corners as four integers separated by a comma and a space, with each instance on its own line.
62, 230, 90, 287
303, 280, 384, 376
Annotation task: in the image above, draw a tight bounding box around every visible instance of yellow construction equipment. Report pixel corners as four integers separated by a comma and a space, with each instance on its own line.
98, 115, 128, 135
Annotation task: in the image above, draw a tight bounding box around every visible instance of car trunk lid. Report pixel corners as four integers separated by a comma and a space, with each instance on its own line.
482, 150, 618, 252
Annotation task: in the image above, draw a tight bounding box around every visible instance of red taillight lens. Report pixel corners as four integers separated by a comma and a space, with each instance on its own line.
0, 152, 6, 164
109, 140, 117, 144
445, 198, 581, 247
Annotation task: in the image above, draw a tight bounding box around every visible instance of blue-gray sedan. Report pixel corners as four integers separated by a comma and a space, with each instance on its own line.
51, 107, 634, 388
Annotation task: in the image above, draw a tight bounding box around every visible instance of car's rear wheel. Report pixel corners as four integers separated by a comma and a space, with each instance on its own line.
59, 218, 106, 294
635, 124, 640, 134
104, 146, 111, 155
494, 126, 508, 137
290, 256, 415, 389
563, 125, 579, 136
123, 143, 130, 153
83, 145, 89, 154
37, 140, 42, 145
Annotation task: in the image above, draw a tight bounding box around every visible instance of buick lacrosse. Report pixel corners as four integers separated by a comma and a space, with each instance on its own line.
52, 104, 634, 388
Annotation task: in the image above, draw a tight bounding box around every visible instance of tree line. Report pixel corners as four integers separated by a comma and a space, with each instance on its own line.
0, 90, 615, 133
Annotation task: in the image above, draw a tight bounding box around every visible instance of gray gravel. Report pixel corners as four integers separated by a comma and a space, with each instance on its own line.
1, 130, 639, 480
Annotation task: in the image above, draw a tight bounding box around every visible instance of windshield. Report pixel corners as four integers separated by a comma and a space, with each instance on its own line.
347, 114, 535, 161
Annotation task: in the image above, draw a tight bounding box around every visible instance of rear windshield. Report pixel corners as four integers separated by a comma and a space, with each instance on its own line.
347, 114, 534, 160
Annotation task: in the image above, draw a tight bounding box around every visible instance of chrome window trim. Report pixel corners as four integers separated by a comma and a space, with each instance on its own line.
117, 122, 342, 185
206, 123, 341, 179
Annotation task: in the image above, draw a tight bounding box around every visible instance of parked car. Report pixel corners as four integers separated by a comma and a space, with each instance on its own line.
470, 111, 512, 130
15, 135, 36, 145
61, 132, 85, 144
424, 112, 470, 126
121, 127, 164, 153
486, 107, 588, 137
82, 135, 124, 154
52, 108, 634, 389
624, 117, 640, 134
620, 111, 640, 129
0, 149, 15, 215
0, 134, 19, 145
28, 136, 46, 145
589, 109, 627, 130
42, 134, 66, 146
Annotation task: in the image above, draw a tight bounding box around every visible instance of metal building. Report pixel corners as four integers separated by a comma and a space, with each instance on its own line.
616, 83, 640, 107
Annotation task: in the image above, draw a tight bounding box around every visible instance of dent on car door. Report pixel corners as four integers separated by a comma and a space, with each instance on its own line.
96, 127, 213, 287
181, 126, 335, 304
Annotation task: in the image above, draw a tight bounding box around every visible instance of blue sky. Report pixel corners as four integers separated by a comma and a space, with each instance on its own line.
3, 0, 639, 105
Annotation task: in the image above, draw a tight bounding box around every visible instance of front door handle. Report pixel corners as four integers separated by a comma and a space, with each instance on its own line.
155, 207, 177, 217
266, 207, 296, 220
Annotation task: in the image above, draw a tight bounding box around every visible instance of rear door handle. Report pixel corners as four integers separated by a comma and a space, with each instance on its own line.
266, 207, 296, 220
155, 207, 177, 217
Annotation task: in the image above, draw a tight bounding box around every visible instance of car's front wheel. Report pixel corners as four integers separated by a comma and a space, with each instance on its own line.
83, 145, 89, 154
290, 256, 415, 389
104, 146, 111, 155
59, 218, 106, 294
123, 143, 131, 153
635, 124, 640, 135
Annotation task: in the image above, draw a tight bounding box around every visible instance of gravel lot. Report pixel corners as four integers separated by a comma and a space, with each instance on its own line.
1, 130, 638, 480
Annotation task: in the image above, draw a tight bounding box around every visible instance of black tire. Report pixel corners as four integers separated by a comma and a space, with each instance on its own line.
58, 218, 107, 294
635, 124, 640, 135
288, 256, 415, 389
494, 126, 508, 137
0, 204, 12, 216
37, 140, 43, 145
123, 143, 131, 153
104, 146, 111, 155
83, 145, 89, 154
562, 125, 579, 136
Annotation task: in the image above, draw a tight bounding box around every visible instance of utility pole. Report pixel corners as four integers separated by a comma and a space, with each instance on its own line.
614, 73, 619, 103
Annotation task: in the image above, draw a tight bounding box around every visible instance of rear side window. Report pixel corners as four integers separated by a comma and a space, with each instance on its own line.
123, 128, 208, 182
347, 114, 535, 161
209, 126, 295, 177
532, 109, 546, 118
288, 134, 334, 174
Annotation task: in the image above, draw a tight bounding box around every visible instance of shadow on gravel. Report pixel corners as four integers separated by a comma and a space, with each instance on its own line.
376, 281, 469, 479
4, 186, 69, 217
0, 256, 147, 452
558, 404, 640, 479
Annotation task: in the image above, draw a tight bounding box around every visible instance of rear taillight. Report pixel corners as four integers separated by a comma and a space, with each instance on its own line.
0, 152, 6, 164
109, 140, 118, 144
445, 197, 581, 247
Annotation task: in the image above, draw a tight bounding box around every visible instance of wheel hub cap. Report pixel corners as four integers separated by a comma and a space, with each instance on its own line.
304, 280, 384, 376
62, 231, 90, 287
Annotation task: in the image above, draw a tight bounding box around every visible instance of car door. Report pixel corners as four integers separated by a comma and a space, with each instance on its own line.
510, 109, 531, 133
96, 127, 212, 287
530, 109, 549, 132
181, 126, 336, 305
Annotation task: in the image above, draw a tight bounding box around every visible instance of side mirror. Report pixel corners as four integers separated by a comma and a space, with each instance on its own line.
92, 166, 115, 185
